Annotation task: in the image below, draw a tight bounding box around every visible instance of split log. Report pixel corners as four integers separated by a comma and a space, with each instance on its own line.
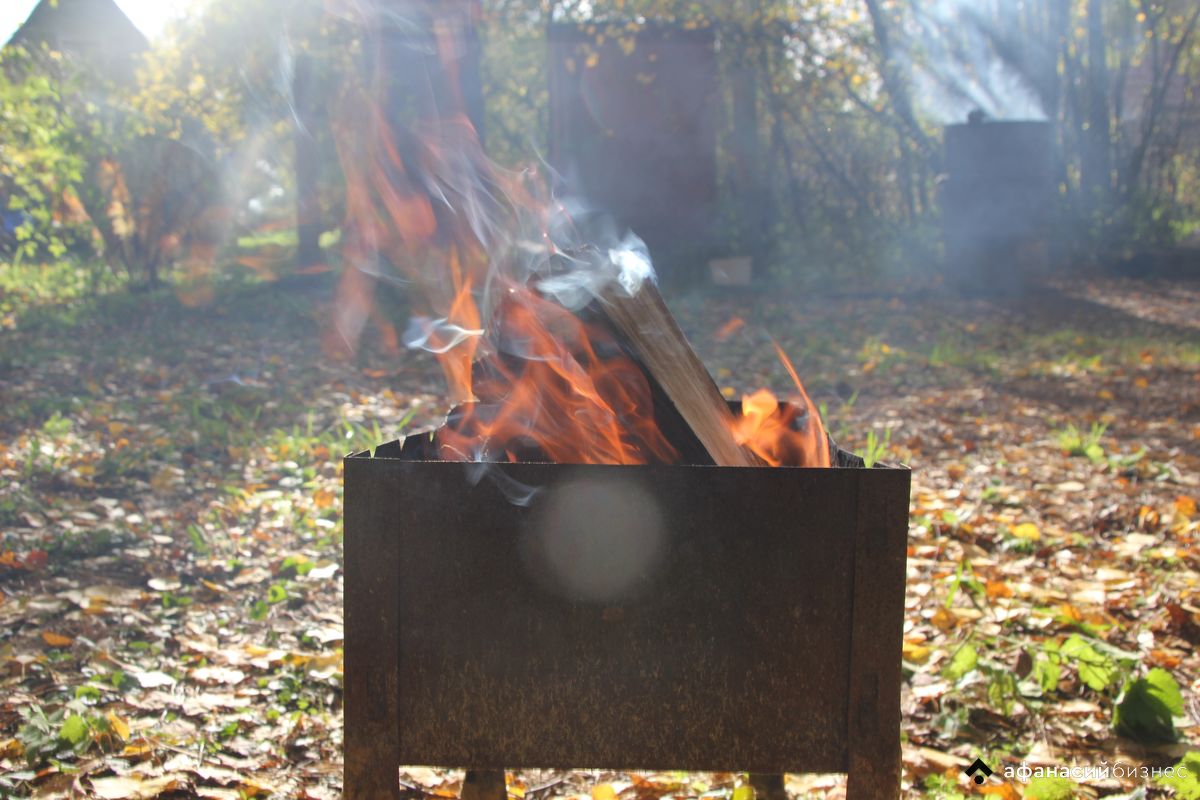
599, 281, 764, 467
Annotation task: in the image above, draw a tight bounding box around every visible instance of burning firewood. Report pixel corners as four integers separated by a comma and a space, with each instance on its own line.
597, 280, 766, 467
327, 3, 827, 469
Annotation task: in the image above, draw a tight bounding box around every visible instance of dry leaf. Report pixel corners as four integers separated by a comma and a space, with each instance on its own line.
903, 640, 932, 662
1012, 522, 1041, 541
41, 631, 73, 647
978, 784, 1021, 800
147, 577, 181, 592
931, 606, 960, 631
986, 580, 1014, 599
191, 666, 246, 685
106, 712, 131, 741
91, 774, 188, 799
592, 784, 618, 800
134, 670, 177, 689
1176, 495, 1197, 518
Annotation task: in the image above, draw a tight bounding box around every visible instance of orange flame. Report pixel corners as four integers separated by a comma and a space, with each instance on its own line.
730, 341, 830, 467
434, 286, 678, 465
328, 2, 829, 468
432, 246, 482, 404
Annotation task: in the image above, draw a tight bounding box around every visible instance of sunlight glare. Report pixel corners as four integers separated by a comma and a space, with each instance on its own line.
1, 0, 193, 43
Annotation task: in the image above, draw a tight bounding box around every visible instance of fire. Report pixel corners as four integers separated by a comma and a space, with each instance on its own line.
727, 342, 830, 468
327, 1, 830, 469
435, 287, 679, 465
431, 247, 482, 405
424, 277, 829, 466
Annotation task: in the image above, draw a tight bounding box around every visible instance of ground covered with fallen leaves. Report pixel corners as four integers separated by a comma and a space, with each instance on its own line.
0, 273, 1197, 799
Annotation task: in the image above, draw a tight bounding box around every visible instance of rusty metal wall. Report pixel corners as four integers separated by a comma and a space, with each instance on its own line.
344, 454, 910, 798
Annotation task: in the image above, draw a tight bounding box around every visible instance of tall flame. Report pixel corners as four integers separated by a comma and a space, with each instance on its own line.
437, 288, 678, 465
731, 341, 830, 468
327, 1, 830, 468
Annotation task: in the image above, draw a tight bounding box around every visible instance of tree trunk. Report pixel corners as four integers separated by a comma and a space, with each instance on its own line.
730, 40, 763, 269
862, 0, 928, 154
863, 0, 927, 222
1081, 0, 1112, 224
293, 52, 323, 271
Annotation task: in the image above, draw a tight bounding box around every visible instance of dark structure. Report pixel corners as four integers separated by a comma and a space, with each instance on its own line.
548, 24, 719, 285
942, 118, 1057, 291
6, 0, 148, 82
343, 431, 910, 799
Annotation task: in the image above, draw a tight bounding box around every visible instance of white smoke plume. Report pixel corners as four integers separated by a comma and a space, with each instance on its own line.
903, 0, 1050, 124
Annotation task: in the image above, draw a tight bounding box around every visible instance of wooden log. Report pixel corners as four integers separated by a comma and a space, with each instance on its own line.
599, 281, 764, 467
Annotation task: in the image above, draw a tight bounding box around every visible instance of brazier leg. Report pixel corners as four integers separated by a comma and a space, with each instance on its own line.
749, 773, 787, 800
845, 480, 908, 800
343, 458, 402, 799
461, 769, 506, 800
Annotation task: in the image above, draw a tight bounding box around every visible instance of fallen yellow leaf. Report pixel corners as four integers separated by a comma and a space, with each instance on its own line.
1057, 603, 1083, 623
106, 711, 130, 741
902, 640, 931, 663
121, 739, 155, 758
592, 784, 618, 800
1139, 505, 1161, 530
1012, 522, 1041, 541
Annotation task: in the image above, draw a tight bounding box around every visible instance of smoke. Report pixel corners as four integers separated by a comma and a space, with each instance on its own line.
903, 0, 1050, 123
403, 316, 485, 354
532, 201, 657, 312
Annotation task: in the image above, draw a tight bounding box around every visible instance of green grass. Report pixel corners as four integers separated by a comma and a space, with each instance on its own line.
858, 427, 894, 467
236, 228, 341, 250
0, 259, 126, 319
1054, 421, 1108, 462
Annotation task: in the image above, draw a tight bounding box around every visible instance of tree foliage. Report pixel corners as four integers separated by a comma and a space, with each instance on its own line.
0, 46, 90, 263
480, 0, 1200, 271
2, 0, 1199, 290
